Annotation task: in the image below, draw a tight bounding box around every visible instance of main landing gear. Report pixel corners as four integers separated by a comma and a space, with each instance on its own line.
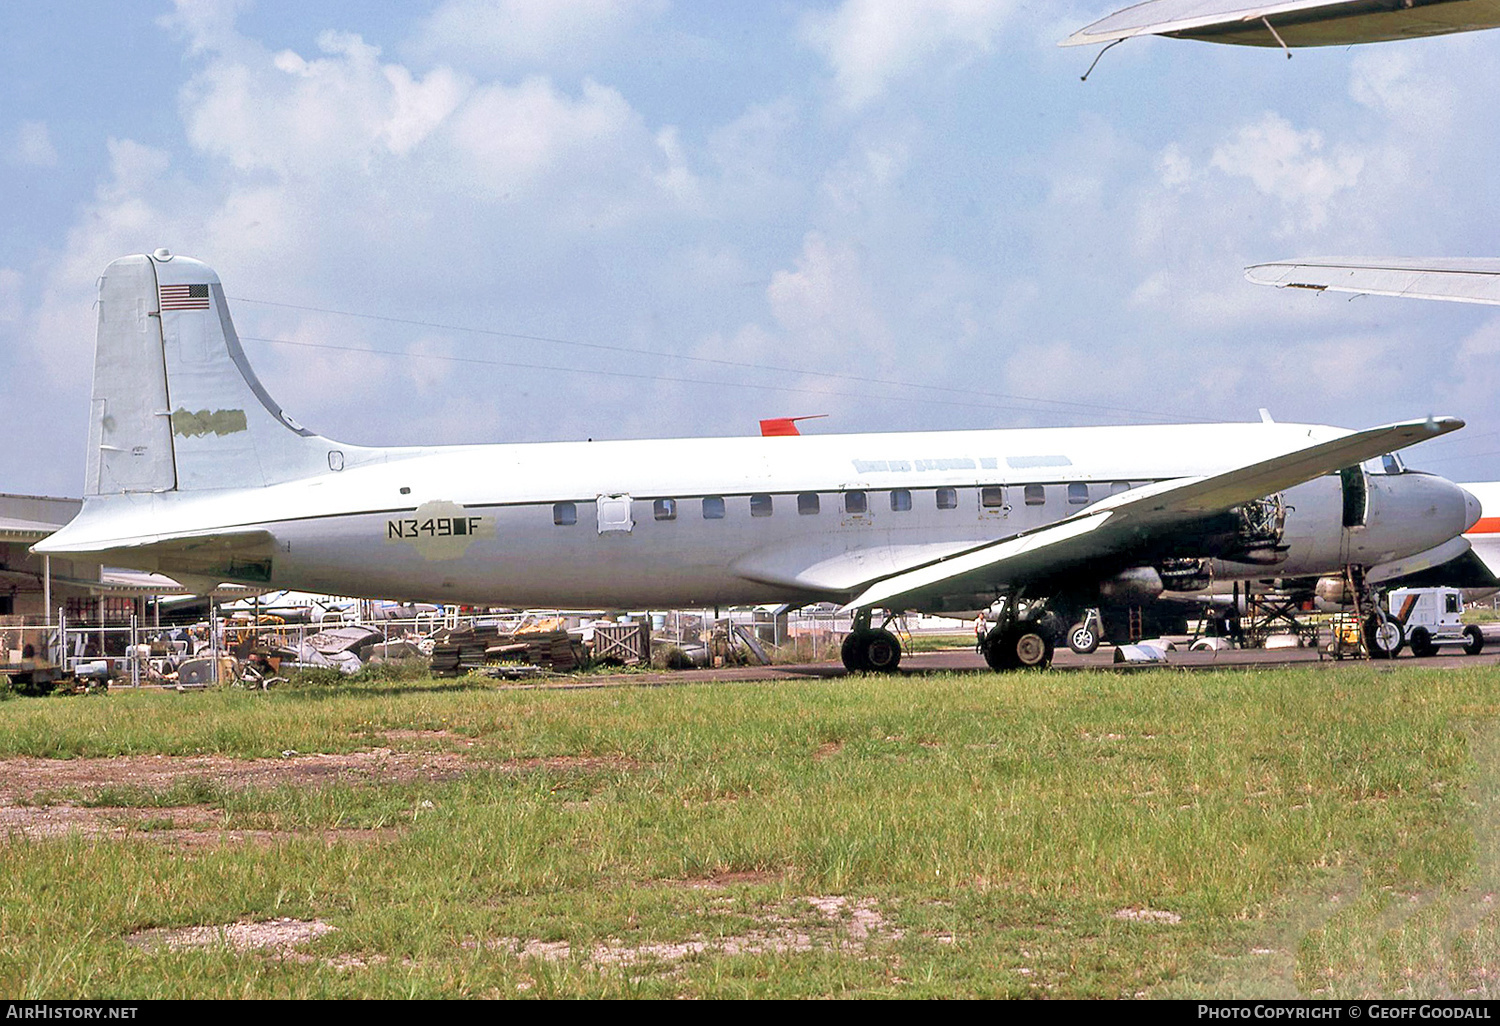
841, 609, 903, 673
980, 596, 1061, 671
983, 622, 1055, 670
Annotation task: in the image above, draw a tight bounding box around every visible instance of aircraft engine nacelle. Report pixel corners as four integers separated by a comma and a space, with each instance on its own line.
1314, 575, 1351, 610
1157, 557, 1214, 593
1099, 567, 1164, 605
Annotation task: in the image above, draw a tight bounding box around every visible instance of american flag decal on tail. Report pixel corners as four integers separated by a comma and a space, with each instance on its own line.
159, 283, 210, 310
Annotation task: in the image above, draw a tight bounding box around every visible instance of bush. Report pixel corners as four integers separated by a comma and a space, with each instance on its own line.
650, 644, 694, 670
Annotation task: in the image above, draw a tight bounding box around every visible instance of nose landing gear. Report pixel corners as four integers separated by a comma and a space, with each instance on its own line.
1066, 608, 1103, 655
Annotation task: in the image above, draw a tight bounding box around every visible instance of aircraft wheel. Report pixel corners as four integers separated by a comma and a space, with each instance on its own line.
981, 628, 1016, 671
1464, 624, 1485, 656
860, 629, 902, 673
1366, 614, 1404, 659
840, 632, 868, 672
1067, 621, 1099, 655
1009, 625, 1054, 669
1408, 627, 1436, 659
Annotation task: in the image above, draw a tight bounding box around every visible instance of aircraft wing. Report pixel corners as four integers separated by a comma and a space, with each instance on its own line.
1062, 0, 1500, 48
846, 416, 1462, 611
1246, 258, 1500, 306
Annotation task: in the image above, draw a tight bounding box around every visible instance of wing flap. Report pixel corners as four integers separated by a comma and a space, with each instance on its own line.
847, 417, 1463, 611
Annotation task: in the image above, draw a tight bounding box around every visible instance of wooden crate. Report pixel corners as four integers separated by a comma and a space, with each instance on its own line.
591, 623, 650, 664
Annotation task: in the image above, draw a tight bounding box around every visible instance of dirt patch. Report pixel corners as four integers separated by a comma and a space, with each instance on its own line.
677, 870, 783, 889
1114, 908, 1182, 924
491, 895, 904, 968
497, 755, 640, 773
0, 802, 397, 847
0, 749, 468, 845
0, 749, 470, 805
382, 729, 474, 747
813, 741, 844, 761
129, 918, 335, 954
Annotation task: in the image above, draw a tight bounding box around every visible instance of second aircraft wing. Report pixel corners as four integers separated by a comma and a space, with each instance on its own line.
1246, 257, 1500, 306
1063, 0, 1500, 48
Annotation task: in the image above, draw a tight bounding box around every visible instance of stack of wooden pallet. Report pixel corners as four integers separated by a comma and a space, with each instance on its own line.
430, 625, 583, 677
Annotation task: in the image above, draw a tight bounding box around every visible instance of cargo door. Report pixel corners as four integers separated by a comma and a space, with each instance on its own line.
1339, 466, 1368, 565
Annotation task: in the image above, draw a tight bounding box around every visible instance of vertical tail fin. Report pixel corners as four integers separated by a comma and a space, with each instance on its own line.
87, 251, 348, 495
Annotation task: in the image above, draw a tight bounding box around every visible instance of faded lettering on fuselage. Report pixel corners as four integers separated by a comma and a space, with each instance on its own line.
385, 500, 493, 561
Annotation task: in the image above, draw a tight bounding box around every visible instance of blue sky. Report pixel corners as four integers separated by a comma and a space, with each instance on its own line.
4, 0, 1500, 497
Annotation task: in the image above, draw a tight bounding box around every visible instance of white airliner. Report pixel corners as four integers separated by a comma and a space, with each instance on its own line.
33, 252, 1482, 670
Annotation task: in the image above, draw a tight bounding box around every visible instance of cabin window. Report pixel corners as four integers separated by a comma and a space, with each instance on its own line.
703, 496, 725, 520
1024, 484, 1046, 506
798, 493, 820, 515
1446, 593, 1461, 614
980, 486, 1005, 508
845, 490, 868, 514
1109, 481, 1130, 495
553, 502, 577, 526
1067, 483, 1090, 505
890, 489, 912, 512
936, 487, 957, 510
653, 498, 677, 522
751, 494, 773, 517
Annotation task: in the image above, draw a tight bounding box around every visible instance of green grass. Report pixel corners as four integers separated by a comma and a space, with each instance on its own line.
0, 666, 1496, 998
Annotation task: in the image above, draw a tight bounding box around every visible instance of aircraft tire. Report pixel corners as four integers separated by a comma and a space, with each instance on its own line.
1408, 627, 1436, 659
1009, 625, 1054, 669
860, 629, 903, 673
981, 628, 1016, 671
1067, 622, 1099, 655
840, 632, 869, 672
1464, 624, 1485, 656
982, 624, 1054, 671
1366, 614, 1404, 659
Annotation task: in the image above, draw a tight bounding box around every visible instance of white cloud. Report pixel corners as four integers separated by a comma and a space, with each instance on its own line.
159, 0, 251, 55
801, 0, 1017, 109
12, 121, 58, 167
1157, 142, 1192, 188
17, 1, 728, 453
407, 0, 667, 68
1348, 48, 1459, 133
820, 132, 912, 214
1209, 112, 1364, 233
766, 232, 893, 363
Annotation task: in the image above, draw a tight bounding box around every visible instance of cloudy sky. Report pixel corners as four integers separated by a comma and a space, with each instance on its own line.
4, 0, 1500, 498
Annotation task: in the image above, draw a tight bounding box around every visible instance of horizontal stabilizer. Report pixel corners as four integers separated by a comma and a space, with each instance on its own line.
36, 527, 277, 589
847, 417, 1463, 611
1247, 258, 1500, 306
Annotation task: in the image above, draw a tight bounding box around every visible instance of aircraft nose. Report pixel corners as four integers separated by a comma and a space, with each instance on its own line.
1462, 486, 1483, 533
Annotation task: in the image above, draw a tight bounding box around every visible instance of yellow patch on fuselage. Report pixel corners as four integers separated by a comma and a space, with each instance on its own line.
385, 500, 494, 561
